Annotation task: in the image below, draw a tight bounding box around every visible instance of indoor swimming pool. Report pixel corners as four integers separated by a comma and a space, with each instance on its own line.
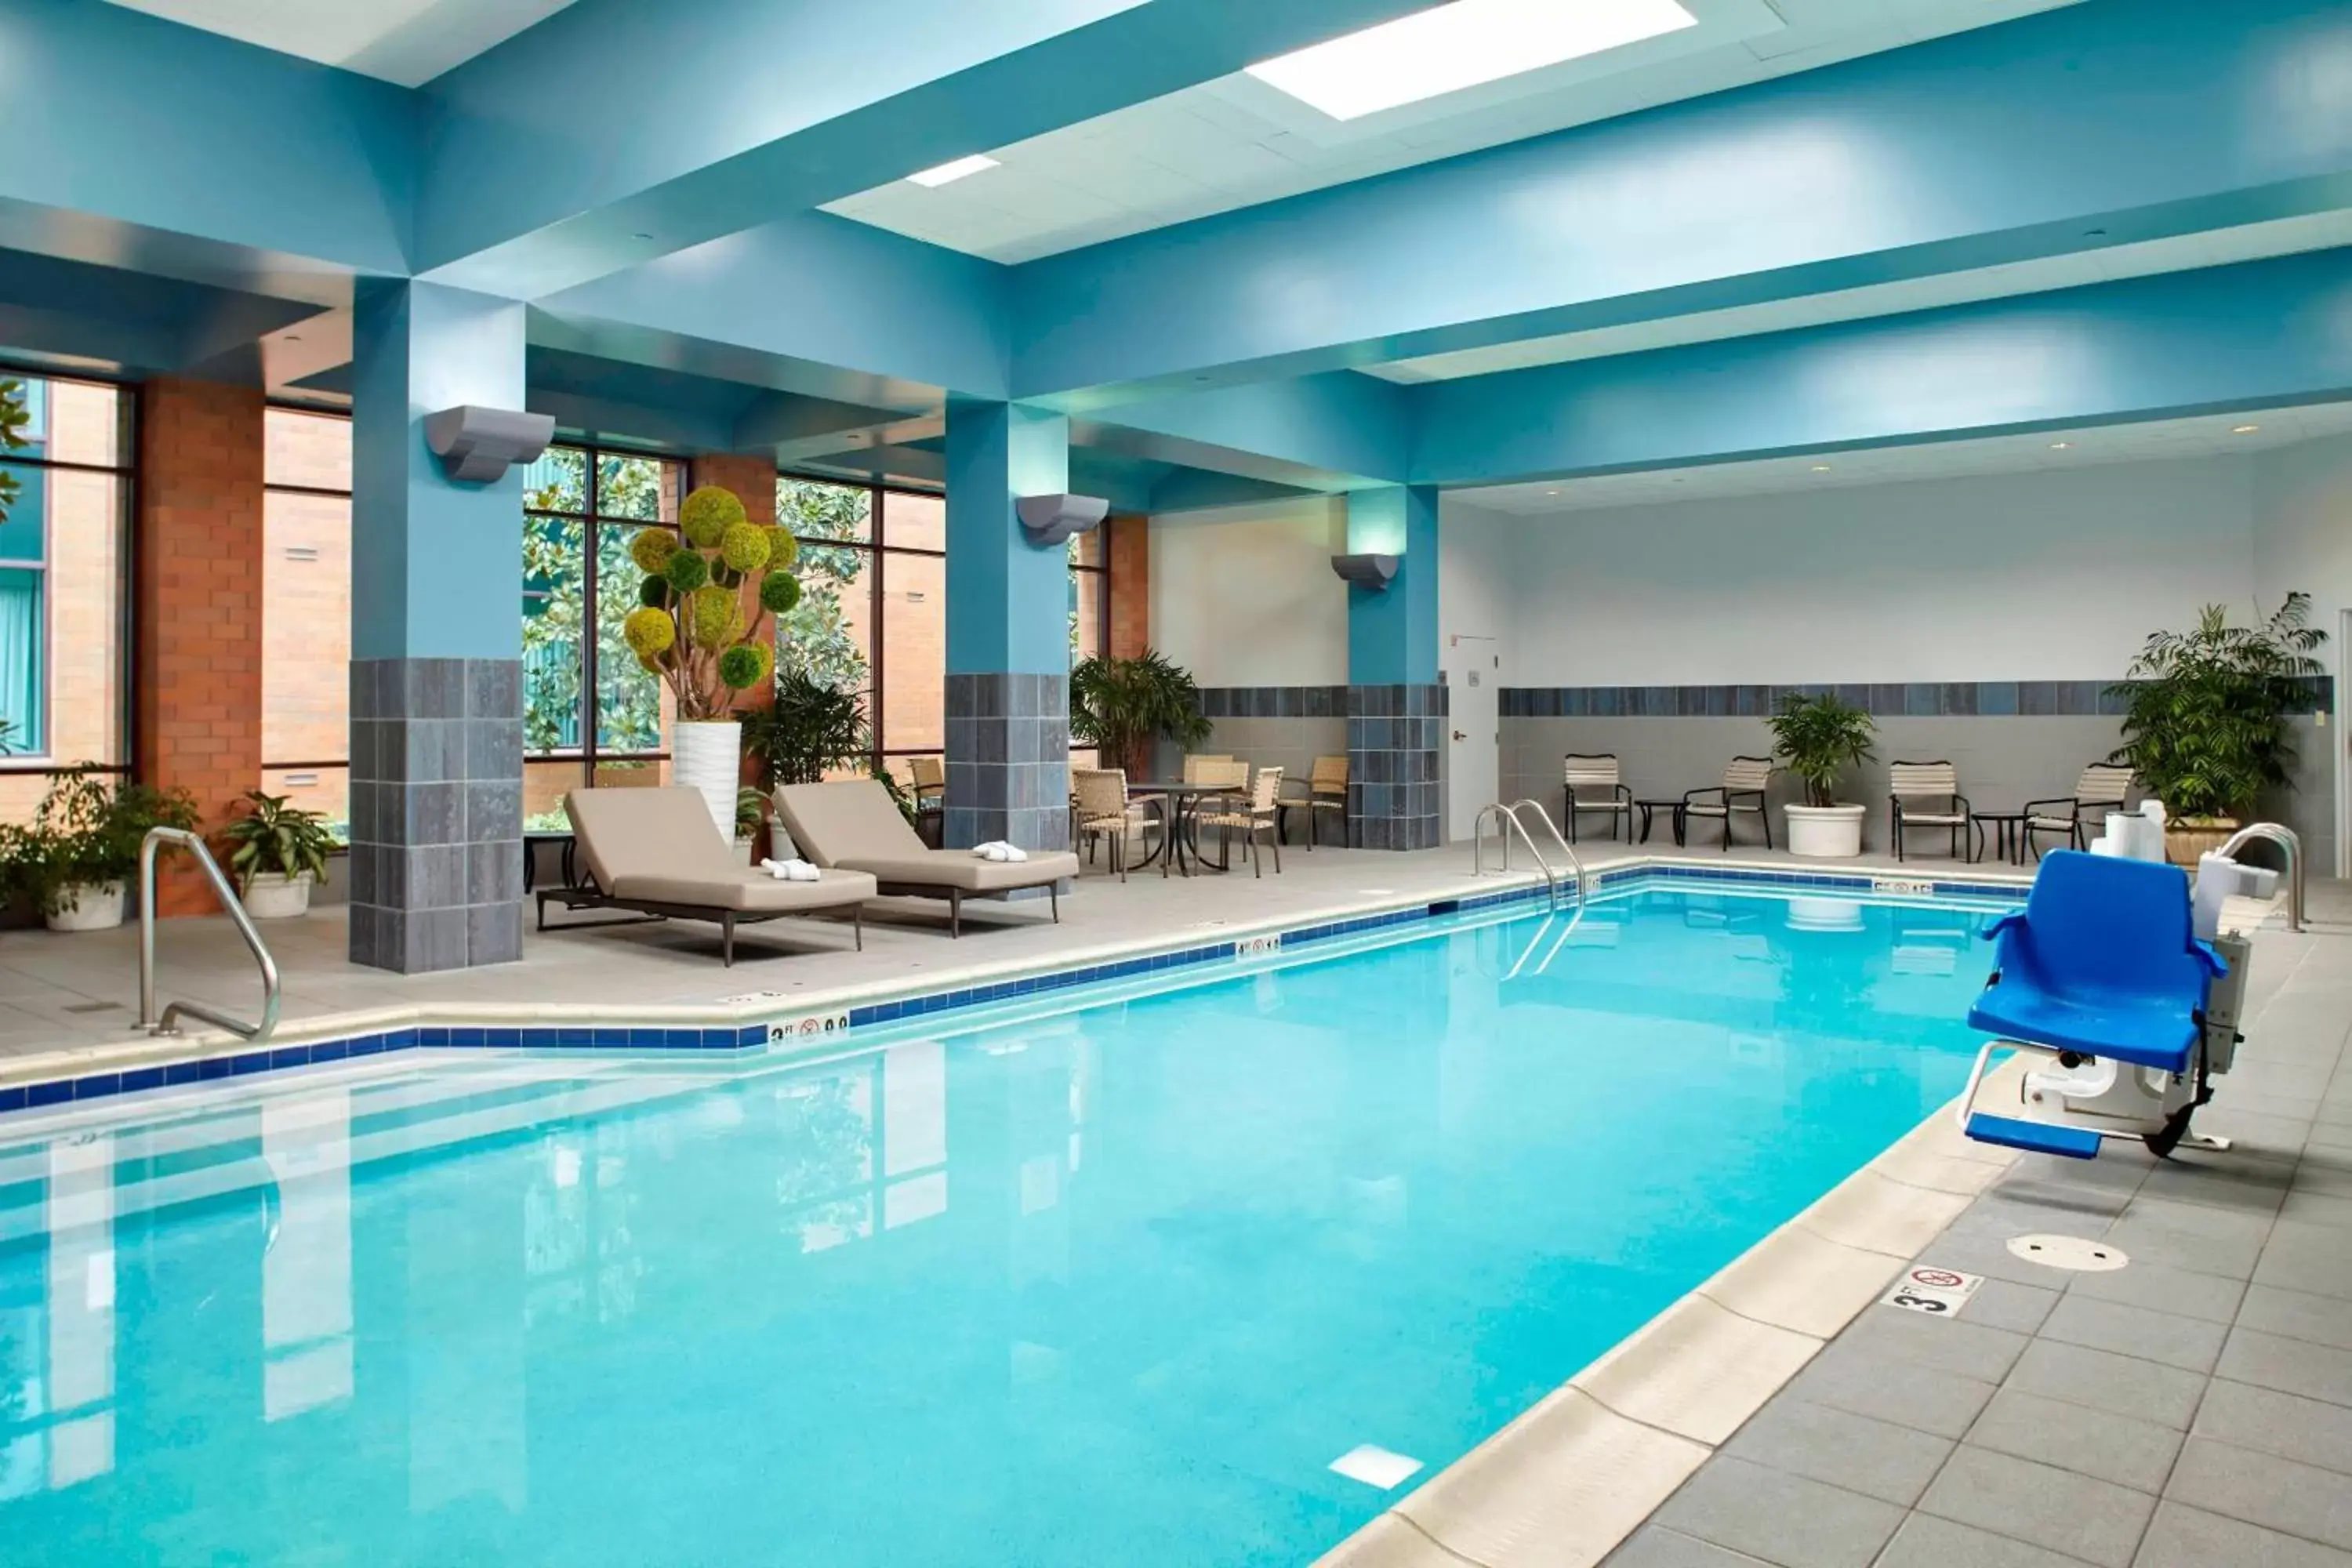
0, 881, 2005, 1566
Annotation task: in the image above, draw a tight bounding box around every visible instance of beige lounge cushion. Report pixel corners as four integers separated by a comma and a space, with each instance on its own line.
775, 781, 1080, 889
567, 786, 741, 889
849, 851, 1081, 891
611, 867, 876, 913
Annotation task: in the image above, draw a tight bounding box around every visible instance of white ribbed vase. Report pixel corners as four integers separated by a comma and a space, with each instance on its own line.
672, 720, 743, 842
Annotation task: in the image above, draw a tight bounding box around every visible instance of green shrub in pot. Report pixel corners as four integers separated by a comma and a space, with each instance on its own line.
222, 791, 336, 917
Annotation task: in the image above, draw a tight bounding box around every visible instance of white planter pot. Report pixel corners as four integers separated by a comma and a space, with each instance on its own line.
46, 881, 125, 932
673, 719, 743, 843
1784, 803, 1867, 859
1787, 896, 1866, 932
241, 871, 314, 920
733, 837, 757, 867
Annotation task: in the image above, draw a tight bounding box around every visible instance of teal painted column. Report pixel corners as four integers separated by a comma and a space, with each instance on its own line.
1345, 485, 1443, 850
943, 399, 1072, 853
347, 281, 528, 972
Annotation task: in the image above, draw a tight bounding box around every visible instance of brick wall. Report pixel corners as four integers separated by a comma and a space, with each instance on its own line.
136, 379, 264, 915
1107, 514, 1148, 658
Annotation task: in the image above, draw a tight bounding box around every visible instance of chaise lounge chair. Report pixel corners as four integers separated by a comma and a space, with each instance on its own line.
542, 787, 876, 966
773, 780, 1083, 937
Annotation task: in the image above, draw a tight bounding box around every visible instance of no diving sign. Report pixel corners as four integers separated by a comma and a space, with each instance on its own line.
1882, 1266, 1984, 1318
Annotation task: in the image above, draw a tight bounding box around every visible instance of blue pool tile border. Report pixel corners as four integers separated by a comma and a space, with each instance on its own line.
0, 865, 2027, 1118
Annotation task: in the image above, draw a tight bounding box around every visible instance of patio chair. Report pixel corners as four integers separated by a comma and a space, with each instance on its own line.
1563, 754, 1633, 844
1279, 756, 1348, 848
2024, 764, 2134, 860
774, 779, 1082, 937
1682, 757, 1775, 852
1199, 766, 1284, 877
543, 787, 876, 966
1073, 768, 1163, 881
1181, 753, 1234, 784
908, 756, 946, 811
1889, 760, 1973, 862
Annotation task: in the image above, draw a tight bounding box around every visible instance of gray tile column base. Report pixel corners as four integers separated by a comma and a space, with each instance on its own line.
347, 657, 525, 974
1348, 683, 1445, 851
945, 671, 1070, 855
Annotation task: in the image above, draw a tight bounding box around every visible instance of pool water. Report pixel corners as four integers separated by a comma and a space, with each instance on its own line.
0, 884, 1998, 1566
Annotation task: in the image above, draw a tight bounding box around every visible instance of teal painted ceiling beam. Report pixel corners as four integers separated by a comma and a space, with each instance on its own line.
1007, 0, 2352, 400
1410, 250, 2352, 488
0, 0, 415, 290
1073, 373, 1414, 491
413, 0, 1440, 298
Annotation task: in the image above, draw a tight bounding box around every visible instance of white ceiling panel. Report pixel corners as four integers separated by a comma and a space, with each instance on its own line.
102, 0, 577, 85
823, 0, 2084, 266
1456, 403, 2352, 515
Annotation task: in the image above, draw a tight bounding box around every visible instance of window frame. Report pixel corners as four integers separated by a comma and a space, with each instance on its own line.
260, 402, 354, 785
522, 441, 686, 771
0, 363, 136, 779
776, 471, 1112, 779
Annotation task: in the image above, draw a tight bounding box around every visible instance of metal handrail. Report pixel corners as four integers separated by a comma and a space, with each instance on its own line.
140, 827, 281, 1043
1507, 799, 1589, 916
2217, 822, 2305, 934
1473, 802, 1563, 910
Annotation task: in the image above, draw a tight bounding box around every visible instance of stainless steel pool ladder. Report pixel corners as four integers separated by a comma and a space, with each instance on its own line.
139, 826, 281, 1044
2216, 822, 2304, 934
1473, 799, 1589, 917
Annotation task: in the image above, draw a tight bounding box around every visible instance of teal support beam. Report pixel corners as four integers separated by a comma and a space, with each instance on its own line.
1346, 486, 1438, 687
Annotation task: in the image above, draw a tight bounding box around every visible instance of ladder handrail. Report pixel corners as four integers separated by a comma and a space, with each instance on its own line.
140, 827, 281, 1044
1473, 801, 1563, 911
2216, 821, 2305, 934
1506, 799, 1589, 916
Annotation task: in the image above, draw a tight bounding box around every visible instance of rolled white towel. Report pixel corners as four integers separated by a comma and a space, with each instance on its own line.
973, 840, 1008, 859
786, 860, 821, 882
1000, 844, 1029, 862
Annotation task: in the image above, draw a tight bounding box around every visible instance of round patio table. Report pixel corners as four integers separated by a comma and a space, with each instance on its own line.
1124, 781, 1244, 876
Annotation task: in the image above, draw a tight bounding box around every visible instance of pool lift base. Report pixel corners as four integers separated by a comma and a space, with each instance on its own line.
1954, 929, 2249, 1162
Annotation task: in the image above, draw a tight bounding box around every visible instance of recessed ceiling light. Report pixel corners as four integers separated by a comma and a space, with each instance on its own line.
632, 232, 654, 241
1245, 0, 1697, 121
1544, 488, 1560, 496
906, 154, 1000, 188
1810, 463, 1832, 472
2049, 441, 2073, 450
2232, 423, 2260, 434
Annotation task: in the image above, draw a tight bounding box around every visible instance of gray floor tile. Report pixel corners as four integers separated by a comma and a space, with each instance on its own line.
1915, 1232, 2106, 1290
2167, 1436, 2352, 1552
2292, 1160, 2352, 1202
1966, 1278, 2063, 1336
1789, 1343, 2000, 1439
2238, 1284, 2352, 1354
2257, 1221, 2352, 1302
2118, 1196, 2280, 1246
1956, 1189, 2136, 1236
2136, 1155, 2293, 1218
2101, 1217, 2267, 1280
1918, 1445, 2158, 1567
1875, 1513, 2088, 1568
1654, 1455, 1904, 1568
1966, 1386, 2185, 1494
2216, 1327, 2352, 1410
1833, 1305, 2030, 1383
2136, 1501, 2352, 1568
2038, 1295, 2230, 1374
2007, 1339, 2209, 1430
2279, 1192, 2352, 1231
2194, 1379, 2352, 1477
1601, 1525, 1774, 1567
2067, 1260, 2249, 1326
1720, 1398, 1954, 1508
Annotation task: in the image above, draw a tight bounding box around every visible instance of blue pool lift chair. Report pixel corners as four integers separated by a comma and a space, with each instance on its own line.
1955, 851, 2231, 1160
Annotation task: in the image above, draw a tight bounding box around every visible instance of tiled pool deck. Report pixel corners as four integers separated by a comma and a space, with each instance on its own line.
1323, 881, 2352, 1568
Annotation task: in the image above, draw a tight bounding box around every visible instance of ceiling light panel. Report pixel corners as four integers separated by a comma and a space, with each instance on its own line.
1245, 0, 1699, 122
907, 154, 1001, 188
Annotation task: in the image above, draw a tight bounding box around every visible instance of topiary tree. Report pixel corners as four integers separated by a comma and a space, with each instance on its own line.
622, 485, 803, 720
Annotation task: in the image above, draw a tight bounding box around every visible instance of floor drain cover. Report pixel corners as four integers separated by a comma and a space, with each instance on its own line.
2007, 1234, 2129, 1272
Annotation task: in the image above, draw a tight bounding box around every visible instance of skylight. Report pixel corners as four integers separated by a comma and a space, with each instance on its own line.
1245, 0, 1697, 121
906, 154, 1001, 188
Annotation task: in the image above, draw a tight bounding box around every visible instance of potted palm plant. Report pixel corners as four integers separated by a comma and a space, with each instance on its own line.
620, 485, 804, 838
2108, 593, 2328, 863
221, 792, 337, 917
20, 767, 201, 931
1069, 649, 1211, 777
1768, 692, 1876, 858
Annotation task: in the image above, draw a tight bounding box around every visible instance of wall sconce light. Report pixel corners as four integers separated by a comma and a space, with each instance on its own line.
1330, 553, 1399, 590
1016, 492, 1109, 546
424, 405, 556, 484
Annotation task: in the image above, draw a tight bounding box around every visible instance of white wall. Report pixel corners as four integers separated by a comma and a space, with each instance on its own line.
1482, 458, 2258, 686
2256, 433, 2352, 633
1148, 496, 1348, 685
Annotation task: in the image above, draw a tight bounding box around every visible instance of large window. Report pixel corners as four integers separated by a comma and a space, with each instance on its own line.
522, 445, 684, 823
0, 369, 132, 823
776, 474, 1112, 785
261, 407, 353, 827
